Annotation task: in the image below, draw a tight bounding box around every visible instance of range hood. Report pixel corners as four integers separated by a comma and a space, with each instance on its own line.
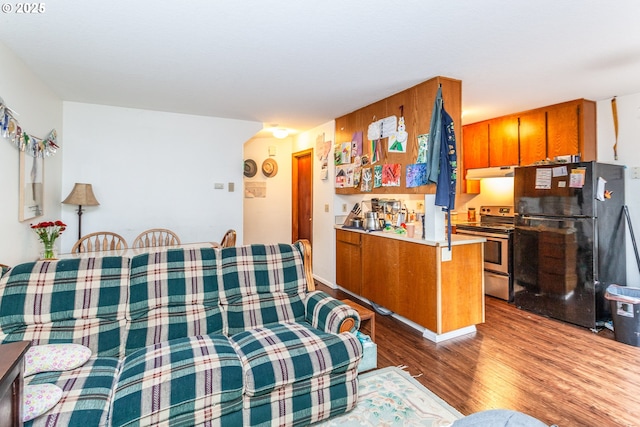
465, 165, 517, 180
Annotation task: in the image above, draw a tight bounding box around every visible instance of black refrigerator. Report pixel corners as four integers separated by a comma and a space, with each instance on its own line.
513, 161, 626, 329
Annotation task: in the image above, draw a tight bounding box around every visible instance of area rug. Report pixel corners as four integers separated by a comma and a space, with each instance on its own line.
316, 366, 463, 426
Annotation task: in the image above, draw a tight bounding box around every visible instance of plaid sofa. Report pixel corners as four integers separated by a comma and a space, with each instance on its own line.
0, 241, 362, 427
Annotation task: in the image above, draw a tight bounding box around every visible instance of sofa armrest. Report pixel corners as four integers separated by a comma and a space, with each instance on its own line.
305, 291, 361, 334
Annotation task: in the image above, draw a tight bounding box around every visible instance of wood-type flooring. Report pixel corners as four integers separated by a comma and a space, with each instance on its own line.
318, 283, 640, 427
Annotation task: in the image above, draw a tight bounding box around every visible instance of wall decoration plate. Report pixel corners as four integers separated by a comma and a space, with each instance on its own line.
262, 158, 278, 177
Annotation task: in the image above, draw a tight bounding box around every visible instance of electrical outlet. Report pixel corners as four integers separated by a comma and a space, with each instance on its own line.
441, 247, 452, 262
214, 183, 224, 189
632, 167, 640, 179
342, 203, 348, 213
325, 204, 329, 212
228, 182, 234, 192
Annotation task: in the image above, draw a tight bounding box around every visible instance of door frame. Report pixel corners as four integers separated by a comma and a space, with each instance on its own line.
292, 148, 313, 245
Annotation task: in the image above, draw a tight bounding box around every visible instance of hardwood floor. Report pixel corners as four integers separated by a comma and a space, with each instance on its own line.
319, 283, 640, 427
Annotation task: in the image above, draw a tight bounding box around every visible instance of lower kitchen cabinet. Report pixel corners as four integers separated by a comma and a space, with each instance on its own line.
336, 229, 362, 294
335, 228, 485, 337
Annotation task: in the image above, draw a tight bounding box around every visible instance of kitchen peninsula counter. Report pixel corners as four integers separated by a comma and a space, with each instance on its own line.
335, 226, 485, 342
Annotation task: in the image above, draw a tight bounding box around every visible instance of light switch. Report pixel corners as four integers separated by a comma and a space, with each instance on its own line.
228, 182, 234, 192
214, 183, 224, 190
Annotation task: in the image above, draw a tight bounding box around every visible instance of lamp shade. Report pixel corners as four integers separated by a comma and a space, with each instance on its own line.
62, 183, 100, 206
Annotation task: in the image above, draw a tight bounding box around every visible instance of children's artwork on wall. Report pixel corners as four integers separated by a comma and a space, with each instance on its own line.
345, 165, 355, 187
388, 116, 408, 153
373, 165, 383, 188
334, 142, 342, 165
352, 156, 362, 187
335, 165, 347, 187
417, 133, 429, 163
351, 131, 363, 157
382, 163, 401, 187
406, 163, 428, 188
360, 167, 372, 192
341, 141, 352, 164
316, 133, 331, 160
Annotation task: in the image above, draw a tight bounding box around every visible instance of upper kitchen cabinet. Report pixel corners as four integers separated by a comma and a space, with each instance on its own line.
518, 110, 546, 166
488, 116, 519, 167
462, 121, 489, 170
462, 98, 597, 184
546, 99, 596, 162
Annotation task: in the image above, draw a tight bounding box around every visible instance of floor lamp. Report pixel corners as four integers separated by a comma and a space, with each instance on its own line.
62, 183, 100, 240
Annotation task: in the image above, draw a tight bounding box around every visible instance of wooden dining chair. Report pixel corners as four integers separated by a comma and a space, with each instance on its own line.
133, 228, 181, 248
71, 232, 128, 253
219, 229, 236, 248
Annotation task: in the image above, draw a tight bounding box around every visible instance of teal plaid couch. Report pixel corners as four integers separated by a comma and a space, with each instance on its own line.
0, 241, 362, 427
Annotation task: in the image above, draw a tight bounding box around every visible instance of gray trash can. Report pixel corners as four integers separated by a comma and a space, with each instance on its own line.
605, 284, 640, 346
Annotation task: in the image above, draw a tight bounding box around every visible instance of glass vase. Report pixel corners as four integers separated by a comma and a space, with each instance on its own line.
41, 241, 57, 260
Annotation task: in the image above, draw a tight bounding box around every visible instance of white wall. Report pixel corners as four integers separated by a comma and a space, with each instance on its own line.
0, 42, 63, 265
293, 122, 337, 285
242, 136, 293, 245
596, 94, 640, 286
60, 102, 262, 252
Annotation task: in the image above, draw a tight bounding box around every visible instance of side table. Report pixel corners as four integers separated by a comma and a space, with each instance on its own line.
341, 299, 376, 342
0, 341, 31, 427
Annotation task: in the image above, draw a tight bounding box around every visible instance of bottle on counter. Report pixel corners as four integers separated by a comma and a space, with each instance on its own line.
467, 208, 476, 222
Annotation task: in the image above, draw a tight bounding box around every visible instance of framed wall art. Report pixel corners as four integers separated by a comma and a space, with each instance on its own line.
19, 150, 44, 221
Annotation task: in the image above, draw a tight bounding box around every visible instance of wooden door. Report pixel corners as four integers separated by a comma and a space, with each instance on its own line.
518, 110, 547, 166
292, 149, 313, 244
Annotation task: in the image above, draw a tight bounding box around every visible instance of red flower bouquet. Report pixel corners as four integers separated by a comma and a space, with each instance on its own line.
31, 220, 66, 259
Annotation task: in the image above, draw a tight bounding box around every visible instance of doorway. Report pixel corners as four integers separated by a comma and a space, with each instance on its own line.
292, 149, 313, 245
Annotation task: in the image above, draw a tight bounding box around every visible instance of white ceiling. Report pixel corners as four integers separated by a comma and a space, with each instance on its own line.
2, 1, 640, 138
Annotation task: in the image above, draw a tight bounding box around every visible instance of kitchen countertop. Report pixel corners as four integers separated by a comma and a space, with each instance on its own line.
334, 225, 485, 246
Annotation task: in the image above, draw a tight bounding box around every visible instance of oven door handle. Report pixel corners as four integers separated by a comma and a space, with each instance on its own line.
456, 230, 510, 240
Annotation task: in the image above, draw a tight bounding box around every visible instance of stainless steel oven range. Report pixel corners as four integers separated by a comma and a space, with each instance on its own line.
455, 206, 514, 302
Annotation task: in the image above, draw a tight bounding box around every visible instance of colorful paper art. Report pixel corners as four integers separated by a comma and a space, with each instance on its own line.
406, 163, 428, 188
382, 163, 401, 187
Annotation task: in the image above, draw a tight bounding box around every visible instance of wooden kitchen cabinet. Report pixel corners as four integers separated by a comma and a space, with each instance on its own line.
518, 110, 547, 166
335, 229, 362, 294
488, 116, 519, 167
546, 99, 596, 161
462, 122, 489, 170
462, 98, 597, 178
336, 228, 485, 336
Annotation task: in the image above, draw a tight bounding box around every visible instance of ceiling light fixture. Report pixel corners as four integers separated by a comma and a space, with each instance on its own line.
273, 128, 289, 139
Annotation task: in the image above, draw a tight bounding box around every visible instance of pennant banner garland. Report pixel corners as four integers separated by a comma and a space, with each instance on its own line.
0, 96, 59, 158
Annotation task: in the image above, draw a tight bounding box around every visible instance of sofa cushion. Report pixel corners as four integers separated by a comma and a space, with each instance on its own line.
111, 334, 243, 427
0, 257, 129, 357
219, 244, 308, 335
125, 247, 223, 355
22, 383, 63, 422
24, 356, 121, 427
24, 344, 92, 377
229, 322, 362, 397
243, 369, 359, 426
